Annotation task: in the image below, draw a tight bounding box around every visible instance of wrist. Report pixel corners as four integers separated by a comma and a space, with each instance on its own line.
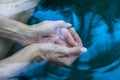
30, 24, 48, 37
23, 44, 45, 62
0, 15, 35, 45
30, 27, 41, 35
11, 26, 35, 45
11, 26, 31, 44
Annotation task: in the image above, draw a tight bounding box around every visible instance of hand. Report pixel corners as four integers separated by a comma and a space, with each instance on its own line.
0, 15, 80, 47
47, 46, 87, 66
24, 20, 81, 46
29, 43, 87, 66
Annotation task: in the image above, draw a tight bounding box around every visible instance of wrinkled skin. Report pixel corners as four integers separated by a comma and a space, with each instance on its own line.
26, 43, 84, 66
20, 20, 82, 47
0, 1, 86, 79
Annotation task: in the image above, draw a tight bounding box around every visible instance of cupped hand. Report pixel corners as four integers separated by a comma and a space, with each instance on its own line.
24, 20, 81, 46
30, 43, 87, 66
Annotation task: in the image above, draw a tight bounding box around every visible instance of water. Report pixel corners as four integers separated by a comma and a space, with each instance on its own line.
10, 0, 120, 80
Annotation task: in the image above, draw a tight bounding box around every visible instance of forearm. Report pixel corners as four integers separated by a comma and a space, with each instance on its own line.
0, 15, 30, 59
0, 0, 41, 56
0, 15, 34, 44
0, 51, 30, 78
0, 44, 43, 79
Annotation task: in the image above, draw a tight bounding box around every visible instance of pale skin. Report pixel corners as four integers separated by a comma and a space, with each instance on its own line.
0, 0, 87, 79
0, 18, 86, 79
0, 0, 41, 59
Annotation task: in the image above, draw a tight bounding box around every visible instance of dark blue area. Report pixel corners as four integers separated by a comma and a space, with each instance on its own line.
13, 0, 120, 80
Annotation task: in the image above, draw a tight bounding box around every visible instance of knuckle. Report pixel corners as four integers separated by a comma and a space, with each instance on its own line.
57, 20, 66, 25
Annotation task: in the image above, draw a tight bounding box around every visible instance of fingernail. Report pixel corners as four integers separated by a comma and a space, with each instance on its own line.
67, 23, 72, 26
80, 47, 87, 53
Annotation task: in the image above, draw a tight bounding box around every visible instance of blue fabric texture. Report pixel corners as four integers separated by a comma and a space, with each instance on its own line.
14, 0, 120, 80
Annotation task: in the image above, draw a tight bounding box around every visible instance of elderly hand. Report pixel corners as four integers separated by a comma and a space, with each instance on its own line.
29, 43, 87, 66
0, 17, 81, 47
24, 20, 81, 47
0, 15, 85, 65
24, 20, 85, 66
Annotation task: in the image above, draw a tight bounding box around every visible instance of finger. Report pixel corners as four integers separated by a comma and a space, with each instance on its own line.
40, 42, 70, 55
41, 43, 69, 55
56, 20, 72, 28
68, 28, 82, 46
54, 37, 67, 46
44, 36, 67, 46
63, 56, 78, 66
47, 53, 64, 62
54, 35, 72, 46
48, 53, 79, 66
47, 53, 66, 65
38, 37, 55, 43
61, 28, 77, 46
68, 47, 87, 55
57, 55, 79, 66
54, 46, 85, 55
